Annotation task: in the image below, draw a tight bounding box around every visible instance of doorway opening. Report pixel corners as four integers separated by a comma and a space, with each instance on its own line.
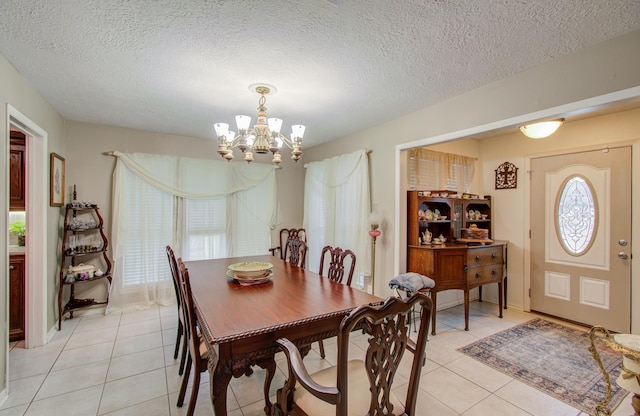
7, 105, 49, 348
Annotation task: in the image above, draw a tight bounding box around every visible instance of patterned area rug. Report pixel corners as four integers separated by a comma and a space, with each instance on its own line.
458, 319, 626, 414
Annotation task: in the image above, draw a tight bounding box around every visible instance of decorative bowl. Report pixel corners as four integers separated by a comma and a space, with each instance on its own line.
228, 261, 273, 277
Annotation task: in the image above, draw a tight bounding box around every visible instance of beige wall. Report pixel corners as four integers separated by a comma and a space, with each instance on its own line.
1, 54, 66, 394
1, 29, 639, 399
303, 30, 640, 333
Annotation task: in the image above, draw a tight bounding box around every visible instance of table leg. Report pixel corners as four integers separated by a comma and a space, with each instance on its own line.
504, 275, 508, 309
478, 286, 483, 302
498, 281, 503, 318
464, 289, 470, 331
209, 354, 231, 416
259, 358, 277, 416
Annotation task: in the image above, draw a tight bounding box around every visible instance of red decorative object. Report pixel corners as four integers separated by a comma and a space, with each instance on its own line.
369, 229, 381, 239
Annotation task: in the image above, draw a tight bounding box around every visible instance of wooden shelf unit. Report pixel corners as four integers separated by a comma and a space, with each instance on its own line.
407, 191, 493, 245
57, 189, 112, 330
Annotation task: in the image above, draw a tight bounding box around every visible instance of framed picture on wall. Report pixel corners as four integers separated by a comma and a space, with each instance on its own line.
50, 152, 65, 206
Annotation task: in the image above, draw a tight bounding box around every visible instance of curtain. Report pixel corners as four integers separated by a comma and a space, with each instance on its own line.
408, 148, 475, 192
303, 149, 371, 282
107, 151, 279, 312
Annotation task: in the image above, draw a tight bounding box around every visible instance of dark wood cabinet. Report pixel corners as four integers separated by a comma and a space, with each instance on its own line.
407, 190, 506, 335
58, 192, 112, 329
10, 131, 26, 211
9, 254, 25, 342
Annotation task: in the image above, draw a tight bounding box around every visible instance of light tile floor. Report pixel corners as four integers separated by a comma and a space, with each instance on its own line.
1, 301, 633, 416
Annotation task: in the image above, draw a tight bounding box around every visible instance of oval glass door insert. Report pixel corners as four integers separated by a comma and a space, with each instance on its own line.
555, 175, 597, 255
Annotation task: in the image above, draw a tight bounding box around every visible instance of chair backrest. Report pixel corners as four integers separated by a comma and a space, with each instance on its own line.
283, 238, 308, 267
176, 258, 203, 364
336, 293, 432, 415
277, 228, 306, 259
166, 245, 181, 309
318, 245, 356, 286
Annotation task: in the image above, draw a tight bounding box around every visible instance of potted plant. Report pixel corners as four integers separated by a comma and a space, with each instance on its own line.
9, 221, 26, 246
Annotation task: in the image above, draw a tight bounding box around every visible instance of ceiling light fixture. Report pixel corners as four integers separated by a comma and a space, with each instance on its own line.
519, 118, 565, 139
214, 84, 305, 166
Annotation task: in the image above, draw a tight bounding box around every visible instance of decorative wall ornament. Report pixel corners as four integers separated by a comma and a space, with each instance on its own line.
495, 161, 518, 189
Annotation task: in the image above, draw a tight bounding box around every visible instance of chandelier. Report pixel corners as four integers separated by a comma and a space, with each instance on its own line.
214, 85, 305, 166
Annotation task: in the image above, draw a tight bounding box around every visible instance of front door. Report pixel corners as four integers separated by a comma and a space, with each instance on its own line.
530, 146, 631, 333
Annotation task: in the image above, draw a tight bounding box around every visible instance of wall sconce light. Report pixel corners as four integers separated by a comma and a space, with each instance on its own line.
519, 118, 565, 139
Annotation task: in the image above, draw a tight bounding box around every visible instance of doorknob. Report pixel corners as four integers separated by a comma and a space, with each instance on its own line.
618, 252, 628, 260
618, 239, 628, 246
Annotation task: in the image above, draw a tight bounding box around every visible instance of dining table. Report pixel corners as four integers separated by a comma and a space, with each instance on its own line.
184, 255, 382, 416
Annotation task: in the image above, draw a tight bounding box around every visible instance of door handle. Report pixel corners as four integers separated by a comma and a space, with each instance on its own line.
618, 252, 628, 260
9, 265, 15, 270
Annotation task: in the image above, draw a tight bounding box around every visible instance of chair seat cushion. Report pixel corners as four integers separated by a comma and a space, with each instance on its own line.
293, 360, 405, 415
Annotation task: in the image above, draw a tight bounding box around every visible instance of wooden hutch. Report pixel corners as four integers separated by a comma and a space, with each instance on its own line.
406, 190, 507, 335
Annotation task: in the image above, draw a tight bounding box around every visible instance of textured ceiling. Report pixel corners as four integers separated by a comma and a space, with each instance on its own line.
1, 1, 640, 147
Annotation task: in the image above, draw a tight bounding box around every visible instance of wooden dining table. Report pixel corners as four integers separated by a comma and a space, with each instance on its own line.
184, 255, 382, 415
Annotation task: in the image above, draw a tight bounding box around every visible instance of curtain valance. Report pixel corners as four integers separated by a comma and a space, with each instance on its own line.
112, 151, 276, 198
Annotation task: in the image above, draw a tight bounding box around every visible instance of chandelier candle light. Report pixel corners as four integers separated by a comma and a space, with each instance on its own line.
214, 84, 305, 166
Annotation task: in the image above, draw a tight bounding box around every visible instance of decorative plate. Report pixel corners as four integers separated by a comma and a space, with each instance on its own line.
226, 269, 273, 286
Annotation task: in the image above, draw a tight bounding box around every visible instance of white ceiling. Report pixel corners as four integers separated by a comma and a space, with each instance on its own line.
2, 1, 640, 148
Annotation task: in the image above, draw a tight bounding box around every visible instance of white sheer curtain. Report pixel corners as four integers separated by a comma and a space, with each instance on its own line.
303, 149, 370, 279
108, 151, 279, 312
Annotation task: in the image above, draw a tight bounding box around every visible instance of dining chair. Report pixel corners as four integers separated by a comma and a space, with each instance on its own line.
176, 258, 210, 416
318, 245, 356, 286
166, 245, 188, 375
274, 292, 432, 416
317, 245, 356, 358
282, 233, 308, 267
269, 228, 307, 261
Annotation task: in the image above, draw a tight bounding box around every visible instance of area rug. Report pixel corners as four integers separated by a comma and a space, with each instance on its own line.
457, 319, 626, 414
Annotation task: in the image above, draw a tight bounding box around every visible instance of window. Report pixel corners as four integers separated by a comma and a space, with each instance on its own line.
408, 148, 475, 192
109, 152, 278, 311
184, 198, 227, 260
121, 168, 174, 287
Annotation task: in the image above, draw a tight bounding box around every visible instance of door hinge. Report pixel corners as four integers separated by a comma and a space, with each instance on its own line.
529, 229, 531, 239
528, 288, 531, 297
